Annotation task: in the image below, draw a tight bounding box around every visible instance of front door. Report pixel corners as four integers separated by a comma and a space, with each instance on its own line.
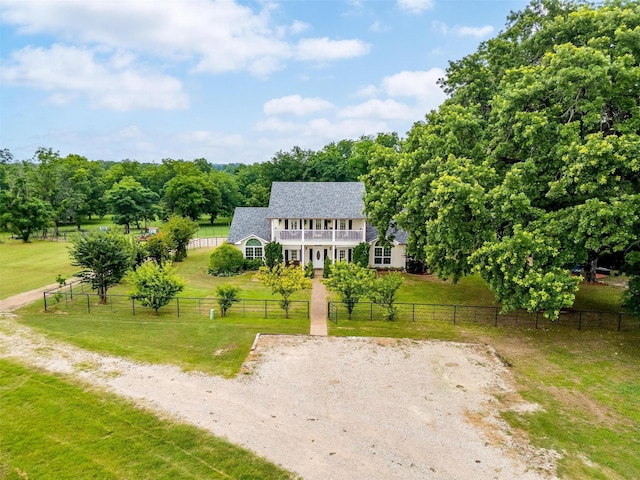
312, 248, 324, 268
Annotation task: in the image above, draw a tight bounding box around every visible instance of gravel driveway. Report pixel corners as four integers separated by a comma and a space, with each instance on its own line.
0, 318, 558, 480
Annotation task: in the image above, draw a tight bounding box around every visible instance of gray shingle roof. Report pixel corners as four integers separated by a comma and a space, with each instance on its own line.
267, 182, 366, 219
366, 224, 408, 245
227, 207, 270, 244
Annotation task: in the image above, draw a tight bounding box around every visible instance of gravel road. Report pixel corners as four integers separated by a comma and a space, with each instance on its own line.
0, 319, 558, 480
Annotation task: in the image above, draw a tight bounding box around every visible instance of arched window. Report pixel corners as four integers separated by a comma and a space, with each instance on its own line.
373, 242, 392, 265
245, 238, 263, 260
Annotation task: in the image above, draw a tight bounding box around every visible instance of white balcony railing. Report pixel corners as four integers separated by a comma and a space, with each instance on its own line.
275, 229, 364, 243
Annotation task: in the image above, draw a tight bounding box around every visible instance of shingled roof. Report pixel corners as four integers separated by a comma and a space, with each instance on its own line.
227, 207, 270, 244
267, 182, 366, 219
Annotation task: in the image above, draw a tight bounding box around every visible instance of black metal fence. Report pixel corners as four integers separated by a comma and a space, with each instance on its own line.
327, 301, 639, 332
43, 282, 309, 320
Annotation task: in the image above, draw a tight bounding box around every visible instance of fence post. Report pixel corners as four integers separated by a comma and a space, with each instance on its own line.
70, 283, 73, 299
87, 294, 90, 313
43, 292, 48, 311
412, 304, 415, 323
495, 307, 499, 327
177, 298, 180, 318
618, 313, 622, 332
264, 300, 267, 319
535, 311, 539, 329
326, 302, 330, 320
370, 302, 373, 321
132, 298, 135, 316
578, 311, 582, 331
307, 301, 310, 319
453, 305, 457, 325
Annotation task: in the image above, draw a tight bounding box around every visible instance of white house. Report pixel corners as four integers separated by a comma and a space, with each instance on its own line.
227, 182, 407, 269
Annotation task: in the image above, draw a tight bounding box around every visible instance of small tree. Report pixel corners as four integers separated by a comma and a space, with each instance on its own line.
163, 215, 198, 262
325, 261, 375, 319
323, 256, 332, 278
215, 284, 240, 317
368, 272, 403, 320
353, 242, 370, 268
145, 233, 172, 265
0, 191, 51, 243
208, 243, 244, 276
126, 261, 185, 315
69, 231, 132, 303
264, 241, 283, 269
305, 261, 314, 278
257, 263, 311, 318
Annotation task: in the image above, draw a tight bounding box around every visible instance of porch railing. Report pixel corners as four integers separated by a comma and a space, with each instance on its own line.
275, 229, 364, 243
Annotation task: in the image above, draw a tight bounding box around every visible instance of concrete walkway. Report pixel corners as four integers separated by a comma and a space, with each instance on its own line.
309, 274, 328, 336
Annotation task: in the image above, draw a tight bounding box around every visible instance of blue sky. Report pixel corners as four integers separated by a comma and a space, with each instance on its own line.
0, 0, 529, 164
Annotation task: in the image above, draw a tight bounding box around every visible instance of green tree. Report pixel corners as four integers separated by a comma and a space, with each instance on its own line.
257, 263, 311, 318
264, 241, 283, 269
215, 284, 241, 317
144, 233, 172, 265
126, 261, 185, 315
163, 174, 221, 223
368, 272, 404, 320
0, 191, 51, 242
162, 216, 198, 262
69, 231, 132, 303
325, 261, 375, 320
353, 242, 370, 268
104, 176, 159, 234
208, 243, 244, 276
363, 0, 640, 319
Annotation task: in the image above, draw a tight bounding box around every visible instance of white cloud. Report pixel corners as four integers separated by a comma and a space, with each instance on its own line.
255, 117, 299, 133
1, 0, 370, 77
264, 95, 333, 116
369, 21, 390, 33
397, 0, 434, 14
356, 85, 379, 98
382, 69, 446, 102
339, 99, 415, 120
432, 21, 494, 38
0, 44, 188, 111
295, 38, 371, 61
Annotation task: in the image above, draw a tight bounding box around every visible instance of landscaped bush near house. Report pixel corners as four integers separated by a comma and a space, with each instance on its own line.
353, 242, 370, 268
243, 258, 264, 271
305, 261, 314, 278
208, 243, 244, 276
323, 256, 332, 278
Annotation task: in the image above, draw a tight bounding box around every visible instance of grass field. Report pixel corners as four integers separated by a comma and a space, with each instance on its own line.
0, 359, 294, 480
0, 240, 76, 299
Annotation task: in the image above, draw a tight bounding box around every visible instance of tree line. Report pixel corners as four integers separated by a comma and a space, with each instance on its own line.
0, 133, 398, 241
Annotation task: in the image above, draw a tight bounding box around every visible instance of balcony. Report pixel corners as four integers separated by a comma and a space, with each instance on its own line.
275, 229, 364, 244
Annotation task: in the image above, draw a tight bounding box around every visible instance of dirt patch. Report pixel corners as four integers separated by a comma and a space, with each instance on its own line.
0, 321, 559, 480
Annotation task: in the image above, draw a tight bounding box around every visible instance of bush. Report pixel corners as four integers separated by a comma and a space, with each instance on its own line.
305, 261, 314, 278
208, 243, 244, 276
353, 242, 370, 268
323, 256, 332, 278
215, 284, 240, 317
264, 242, 283, 269
243, 258, 264, 271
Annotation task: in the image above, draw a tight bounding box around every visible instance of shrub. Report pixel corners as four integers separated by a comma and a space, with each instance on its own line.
126, 262, 185, 315
243, 258, 264, 271
264, 241, 283, 269
353, 242, 370, 268
208, 243, 244, 276
215, 284, 240, 317
305, 261, 315, 278
323, 256, 332, 278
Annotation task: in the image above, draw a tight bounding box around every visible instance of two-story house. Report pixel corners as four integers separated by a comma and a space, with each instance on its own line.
227, 182, 407, 269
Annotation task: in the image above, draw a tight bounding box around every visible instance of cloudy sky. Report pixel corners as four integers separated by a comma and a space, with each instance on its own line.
0, 0, 528, 164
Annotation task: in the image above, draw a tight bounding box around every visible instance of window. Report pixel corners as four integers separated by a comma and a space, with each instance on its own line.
315, 219, 323, 230
339, 220, 346, 230
290, 250, 298, 261
245, 239, 263, 260
373, 244, 392, 265
289, 219, 298, 230
339, 249, 346, 261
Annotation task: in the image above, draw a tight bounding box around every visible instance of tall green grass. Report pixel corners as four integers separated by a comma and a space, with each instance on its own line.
0, 359, 294, 480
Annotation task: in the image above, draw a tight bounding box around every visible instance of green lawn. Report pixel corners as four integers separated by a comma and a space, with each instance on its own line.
0, 359, 294, 480
0, 240, 76, 299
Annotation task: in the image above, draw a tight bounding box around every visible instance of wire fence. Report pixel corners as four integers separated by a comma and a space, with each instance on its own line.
43, 282, 309, 320
327, 301, 639, 332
